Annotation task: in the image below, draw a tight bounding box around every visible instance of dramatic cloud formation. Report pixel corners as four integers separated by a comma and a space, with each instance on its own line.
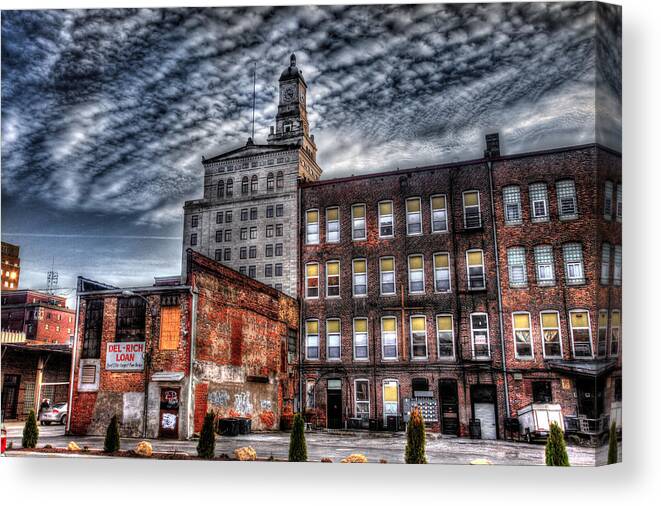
1, 3, 621, 290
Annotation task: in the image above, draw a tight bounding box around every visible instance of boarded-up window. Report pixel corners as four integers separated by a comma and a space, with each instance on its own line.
82, 299, 104, 358
116, 296, 146, 343
159, 306, 181, 350
81, 365, 97, 384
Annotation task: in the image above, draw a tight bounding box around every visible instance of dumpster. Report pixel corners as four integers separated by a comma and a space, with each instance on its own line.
218, 417, 240, 437
469, 419, 482, 439
237, 417, 252, 435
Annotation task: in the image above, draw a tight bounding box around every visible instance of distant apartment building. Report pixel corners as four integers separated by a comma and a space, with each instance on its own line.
1, 241, 20, 290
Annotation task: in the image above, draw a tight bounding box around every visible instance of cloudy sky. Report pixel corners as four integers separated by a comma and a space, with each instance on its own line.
1, 2, 621, 298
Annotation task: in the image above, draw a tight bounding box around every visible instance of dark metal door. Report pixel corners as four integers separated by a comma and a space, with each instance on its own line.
158, 387, 180, 438
1, 374, 20, 420
327, 388, 342, 429
439, 380, 459, 435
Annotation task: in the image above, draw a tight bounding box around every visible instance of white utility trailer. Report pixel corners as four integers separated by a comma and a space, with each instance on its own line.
517, 403, 564, 442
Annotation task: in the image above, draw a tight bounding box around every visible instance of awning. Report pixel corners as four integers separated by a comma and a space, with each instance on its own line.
547, 359, 617, 377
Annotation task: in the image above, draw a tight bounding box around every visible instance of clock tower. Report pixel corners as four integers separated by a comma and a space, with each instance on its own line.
267, 54, 318, 165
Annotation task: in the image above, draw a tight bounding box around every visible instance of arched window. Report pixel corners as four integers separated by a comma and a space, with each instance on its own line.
226, 178, 233, 196
276, 171, 284, 189
251, 175, 258, 193
267, 172, 275, 191
241, 176, 249, 194
217, 180, 224, 198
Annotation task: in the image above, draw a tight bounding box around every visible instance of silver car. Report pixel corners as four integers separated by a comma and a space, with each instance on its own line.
39, 402, 68, 425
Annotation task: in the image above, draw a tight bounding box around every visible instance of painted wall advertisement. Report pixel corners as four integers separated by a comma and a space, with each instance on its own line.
105, 342, 145, 371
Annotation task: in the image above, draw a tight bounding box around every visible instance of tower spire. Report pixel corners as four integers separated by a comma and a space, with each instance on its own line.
251, 60, 256, 140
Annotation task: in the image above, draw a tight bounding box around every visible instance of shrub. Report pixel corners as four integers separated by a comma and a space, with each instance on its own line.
103, 415, 121, 453
405, 407, 427, 464
288, 412, 307, 462
341, 453, 368, 463
545, 421, 570, 466
607, 421, 618, 464
197, 412, 216, 459
22, 410, 39, 448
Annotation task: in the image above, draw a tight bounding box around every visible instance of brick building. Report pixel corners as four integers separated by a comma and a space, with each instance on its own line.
69, 250, 297, 439
1, 290, 76, 344
1, 241, 20, 290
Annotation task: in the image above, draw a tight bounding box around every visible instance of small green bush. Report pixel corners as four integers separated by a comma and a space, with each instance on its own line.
607, 421, 618, 464
197, 412, 216, 459
103, 415, 121, 453
545, 421, 570, 466
288, 412, 307, 462
405, 407, 427, 464
22, 410, 39, 448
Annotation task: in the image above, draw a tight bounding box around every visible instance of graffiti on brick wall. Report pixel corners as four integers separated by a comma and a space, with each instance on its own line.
260, 399, 272, 410
234, 392, 253, 415
208, 390, 230, 407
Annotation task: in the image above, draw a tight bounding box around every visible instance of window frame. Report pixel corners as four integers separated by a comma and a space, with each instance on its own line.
407, 254, 425, 294
557, 179, 578, 220
534, 245, 555, 286
305, 209, 320, 245
352, 258, 368, 297
382, 379, 399, 423
597, 309, 609, 357
326, 260, 340, 298
305, 320, 320, 360
463, 190, 482, 229
610, 309, 620, 357
405, 197, 423, 236
409, 315, 428, 360
353, 318, 369, 360
326, 207, 340, 243
568, 309, 593, 359
600, 243, 611, 285
507, 246, 528, 288
563, 243, 585, 285
540, 310, 563, 359
433, 252, 451, 293
529, 182, 549, 222
326, 318, 341, 360
466, 249, 486, 290
430, 194, 449, 233
503, 185, 522, 225
379, 257, 396, 296
604, 180, 613, 220
351, 204, 367, 241
305, 262, 319, 299
436, 314, 455, 360
354, 378, 370, 420
378, 200, 394, 238
380, 316, 398, 360
470, 312, 491, 360
512, 311, 533, 360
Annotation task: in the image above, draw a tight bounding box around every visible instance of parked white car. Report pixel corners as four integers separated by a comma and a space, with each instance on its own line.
39, 402, 68, 425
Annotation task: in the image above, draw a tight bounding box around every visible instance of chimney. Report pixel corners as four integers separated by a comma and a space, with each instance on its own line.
484, 133, 500, 159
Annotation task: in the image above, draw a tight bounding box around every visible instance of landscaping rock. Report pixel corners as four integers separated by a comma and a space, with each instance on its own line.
341, 453, 368, 463
234, 446, 257, 461
67, 441, 81, 451
135, 441, 153, 457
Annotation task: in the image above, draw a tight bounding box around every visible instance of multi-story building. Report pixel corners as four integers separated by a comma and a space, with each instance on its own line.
1, 241, 21, 290
182, 54, 321, 297
1, 290, 76, 344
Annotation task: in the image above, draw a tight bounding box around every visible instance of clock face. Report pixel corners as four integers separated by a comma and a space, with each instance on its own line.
283, 85, 295, 102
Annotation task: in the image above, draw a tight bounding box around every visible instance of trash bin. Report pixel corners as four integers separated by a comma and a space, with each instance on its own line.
386, 415, 399, 432
237, 417, 252, 435
218, 417, 240, 437
368, 418, 379, 431
469, 419, 482, 439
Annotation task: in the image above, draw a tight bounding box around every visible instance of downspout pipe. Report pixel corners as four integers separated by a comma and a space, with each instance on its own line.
65, 289, 81, 435
297, 181, 304, 414
187, 286, 198, 439
486, 154, 511, 420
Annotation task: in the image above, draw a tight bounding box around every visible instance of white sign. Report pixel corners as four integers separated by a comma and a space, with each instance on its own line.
105, 342, 145, 371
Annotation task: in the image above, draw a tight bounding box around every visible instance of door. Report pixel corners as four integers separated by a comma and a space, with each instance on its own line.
439, 380, 459, 436
474, 403, 497, 440
1, 374, 20, 420
158, 387, 180, 438
326, 380, 342, 429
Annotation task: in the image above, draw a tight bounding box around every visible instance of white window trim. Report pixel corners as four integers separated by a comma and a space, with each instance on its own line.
382, 379, 399, 424
409, 314, 428, 360
512, 311, 534, 360
507, 247, 528, 287
380, 316, 398, 361
568, 309, 593, 359
351, 204, 367, 242
610, 310, 620, 357
326, 318, 342, 361
470, 312, 491, 360
466, 249, 486, 291
604, 180, 613, 220
353, 318, 369, 361
436, 313, 455, 361
408, 254, 425, 294
378, 200, 395, 238
325, 260, 341, 298
430, 194, 449, 233
305, 319, 320, 361
304, 262, 319, 300
354, 378, 370, 419
406, 197, 423, 236
433, 252, 452, 293
352, 258, 368, 298
503, 186, 522, 225
463, 190, 482, 228
379, 257, 396, 296
597, 309, 609, 357
305, 208, 319, 245
557, 180, 578, 220
540, 311, 563, 359
535, 246, 556, 286
326, 207, 340, 244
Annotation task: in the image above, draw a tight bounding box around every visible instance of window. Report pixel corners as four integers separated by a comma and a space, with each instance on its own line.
248, 246, 256, 259
250, 207, 257, 220
81, 365, 97, 384
436, 315, 454, 359
215, 249, 223, 261
471, 313, 490, 359
225, 210, 232, 222
569, 310, 592, 358
534, 245, 555, 285
326, 207, 340, 243
82, 299, 104, 358
250, 175, 258, 193
326, 319, 341, 360
275, 243, 283, 256
613, 245, 622, 285
557, 180, 577, 219
615, 183, 622, 221
352, 259, 367, 296
276, 171, 284, 189
266, 206, 274, 218
275, 263, 283, 276
532, 381, 552, 403
241, 176, 249, 194
563, 243, 585, 284
266, 225, 274, 238
353, 318, 369, 359
355, 379, 370, 420
463, 191, 481, 228
224, 249, 231, 261
467, 250, 485, 290
276, 224, 283, 236
431, 253, 451, 293
116, 297, 146, 343
265, 264, 273, 277
224, 230, 231, 242
378, 201, 394, 237
381, 317, 397, 359
410, 315, 428, 359
379, 257, 395, 295
215, 230, 223, 243
267, 172, 274, 191
428, 194, 448, 233
305, 320, 319, 359
610, 310, 620, 356
408, 255, 425, 294
305, 263, 319, 298
217, 180, 224, 198
248, 265, 256, 278
529, 183, 549, 221
326, 261, 340, 297
265, 244, 273, 257
604, 180, 613, 219
275, 283, 282, 291
159, 305, 181, 350
507, 247, 527, 287
216, 211, 224, 224
597, 310, 608, 357
306, 210, 319, 244
406, 197, 422, 235
276, 204, 284, 217
239, 266, 246, 275
352, 204, 366, 240
383, 380, 399, 421
541, 311, 562, 358
512, 312, 533, 359
250, 227, 257, 239
191, 215, 199, 228
600, 243, 611, 285
190, 233, 197, 246
224, 178, 233, 196
306, 379, 315, 409
503, 186, 522, 224
241, 208, 249, 221
239, 247, 247, 260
